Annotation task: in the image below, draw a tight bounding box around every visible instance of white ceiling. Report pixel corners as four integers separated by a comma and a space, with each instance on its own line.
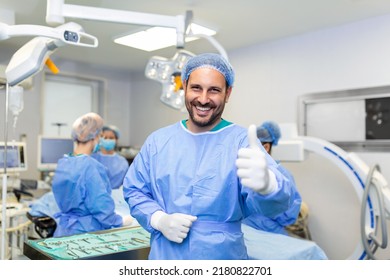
2, 0, 390, 72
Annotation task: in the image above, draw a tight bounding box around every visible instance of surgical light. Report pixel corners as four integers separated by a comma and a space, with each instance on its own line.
1, 21, 98, 86
145, 50, 195, 111
144, 30, 229, 111
114, 23, 216, 52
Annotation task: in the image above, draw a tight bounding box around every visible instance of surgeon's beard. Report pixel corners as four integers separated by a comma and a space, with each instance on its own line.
186, 100, 226, 130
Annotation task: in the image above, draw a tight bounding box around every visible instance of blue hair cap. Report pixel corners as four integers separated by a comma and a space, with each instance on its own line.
103, 125, 120, 139
71, 112, 103, 143
257, 121, 281, 146
181, 53, 235, 87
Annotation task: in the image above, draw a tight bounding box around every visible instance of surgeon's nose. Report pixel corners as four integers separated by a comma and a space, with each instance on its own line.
198, 91, 209, 104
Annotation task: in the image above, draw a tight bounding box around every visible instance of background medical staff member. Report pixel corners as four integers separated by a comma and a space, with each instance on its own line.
52, 112, 132, 237
92, 125, 129, 189
241, 121, 327, 260
123, 53, 297, 259
243, 121, 302, 235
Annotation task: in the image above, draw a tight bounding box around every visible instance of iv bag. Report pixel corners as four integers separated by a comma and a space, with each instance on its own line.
9, 85, 24, 116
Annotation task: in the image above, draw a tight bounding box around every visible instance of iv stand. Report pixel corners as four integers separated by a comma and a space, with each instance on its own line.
1, 83, 10, 260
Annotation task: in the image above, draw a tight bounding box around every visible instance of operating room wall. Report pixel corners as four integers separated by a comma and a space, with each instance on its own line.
128, 14, 390, 259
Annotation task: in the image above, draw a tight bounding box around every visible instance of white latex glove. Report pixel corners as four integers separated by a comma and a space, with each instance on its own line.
122, 215, 134, 226
236, 124, 277, 195
150, 211, 197, 243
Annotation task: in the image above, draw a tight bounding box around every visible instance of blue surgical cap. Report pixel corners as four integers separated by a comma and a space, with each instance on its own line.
102, 125, 120, 139
181, 53, 235, 87
257, 121, 281, 146
71, 112, 103, 143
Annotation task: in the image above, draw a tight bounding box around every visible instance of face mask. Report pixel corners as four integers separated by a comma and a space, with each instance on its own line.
100, 138, 116, 151
92, 141, 100, 153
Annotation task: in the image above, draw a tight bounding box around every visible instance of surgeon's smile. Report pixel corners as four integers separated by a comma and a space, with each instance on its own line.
194, 104, 213, 117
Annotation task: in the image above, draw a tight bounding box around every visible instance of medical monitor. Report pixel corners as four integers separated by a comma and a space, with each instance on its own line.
37, 135, 74, 171
0, 142, 27, 173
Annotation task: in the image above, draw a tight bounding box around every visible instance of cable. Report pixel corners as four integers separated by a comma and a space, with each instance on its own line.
2, 220, 32, 233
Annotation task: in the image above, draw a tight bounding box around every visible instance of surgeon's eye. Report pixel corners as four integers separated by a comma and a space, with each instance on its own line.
209, 87, 221, 93
190, 85, 202, 91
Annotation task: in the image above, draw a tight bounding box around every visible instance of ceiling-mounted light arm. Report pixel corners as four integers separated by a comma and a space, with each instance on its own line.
186, 32, 228, 60
0, 22, 98, 48
46, 0, 191, 48
178, 10, 193, 49
0, 22, 62, 41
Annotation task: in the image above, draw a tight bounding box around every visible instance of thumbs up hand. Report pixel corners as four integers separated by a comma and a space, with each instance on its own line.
236, 124, 277, 195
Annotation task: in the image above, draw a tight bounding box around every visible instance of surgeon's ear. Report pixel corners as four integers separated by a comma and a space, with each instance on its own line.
262, 143, 271, 154
225, 86, 233, 103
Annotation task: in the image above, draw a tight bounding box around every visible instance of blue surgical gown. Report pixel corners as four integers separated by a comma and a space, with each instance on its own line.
123, 121, 297, 260
91, 152, 129, 189
29, 188, 132, 224
52, 154, 123, 237
242, 164, 302, 235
